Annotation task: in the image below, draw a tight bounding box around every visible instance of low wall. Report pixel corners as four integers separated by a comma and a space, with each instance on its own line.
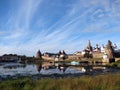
68, 55, 82, 60
115, 58, 120, 62
42, 56, 54, 61
93, 53, 103, 58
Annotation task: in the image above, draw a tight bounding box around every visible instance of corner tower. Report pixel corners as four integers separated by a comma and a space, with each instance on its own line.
36, 50, 42, 59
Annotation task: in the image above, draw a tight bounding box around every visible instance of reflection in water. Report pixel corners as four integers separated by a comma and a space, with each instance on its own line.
84, 66, 93, 73
0, 61, 113, 76
3, 64, 26, 69
58, 63, 68, 72
42, 62, 55, 70
35, 62, 69, 73
36, 62, 42, 73
35, 62, 108, 73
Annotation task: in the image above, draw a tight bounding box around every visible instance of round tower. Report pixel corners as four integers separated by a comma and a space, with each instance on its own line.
36, 50, 42, 59
105, 40, 114, 58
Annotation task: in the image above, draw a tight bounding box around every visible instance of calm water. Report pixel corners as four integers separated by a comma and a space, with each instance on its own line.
0, 61, 119, 77
0, 62, 85, 76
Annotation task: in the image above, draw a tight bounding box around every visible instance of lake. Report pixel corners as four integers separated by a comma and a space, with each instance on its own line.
0, 62, 85, 76
0, 61, 119, 78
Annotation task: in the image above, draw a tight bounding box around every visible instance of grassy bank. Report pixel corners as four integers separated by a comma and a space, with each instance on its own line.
0, 73, 120, 90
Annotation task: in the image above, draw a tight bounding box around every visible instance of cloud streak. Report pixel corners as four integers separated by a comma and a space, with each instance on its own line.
0, 0, 120, 56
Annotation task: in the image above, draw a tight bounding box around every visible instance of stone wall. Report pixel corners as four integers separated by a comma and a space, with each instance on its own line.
115, 58, 120, 62
42, 56, 54, 61
92, 52, 103, 58
68, 55, 82, 60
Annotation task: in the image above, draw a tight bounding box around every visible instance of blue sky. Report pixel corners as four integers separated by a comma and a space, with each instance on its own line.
0, 0, 120, 56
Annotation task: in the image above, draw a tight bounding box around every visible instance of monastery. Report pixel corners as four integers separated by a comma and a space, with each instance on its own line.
36, 40, 120, 63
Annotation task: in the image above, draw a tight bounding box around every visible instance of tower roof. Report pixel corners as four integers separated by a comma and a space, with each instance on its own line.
87, 40, 93, 51
88, 40, 91, 47
36, 50, 42, 59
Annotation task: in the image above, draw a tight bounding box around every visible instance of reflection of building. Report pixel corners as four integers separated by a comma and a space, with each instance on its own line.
58, 64, 68, 72
3, 64, 26, 69
36, 63, 42, 72
42, 62, 55, 70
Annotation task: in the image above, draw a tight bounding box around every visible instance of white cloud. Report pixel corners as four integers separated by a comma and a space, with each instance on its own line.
7, 0, 42, 29
16, 0, 120, 55
0, 0, 120, 56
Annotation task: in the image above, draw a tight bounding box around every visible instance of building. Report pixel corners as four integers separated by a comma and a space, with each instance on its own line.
43, 52, 58, 58
59, 50, 68, 60
74, 51, 82, 56
81, 40, 93, 58
93, 44, 101, 52
101, 44, 105, 53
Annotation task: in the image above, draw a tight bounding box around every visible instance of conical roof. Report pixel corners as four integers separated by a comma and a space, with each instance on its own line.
87, 40, 93, 51
106, 40, 114, 58
36, 50, 42, 59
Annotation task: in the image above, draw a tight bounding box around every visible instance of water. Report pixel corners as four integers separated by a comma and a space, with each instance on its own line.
0, 62, 84, 76
0, 62, 119, 78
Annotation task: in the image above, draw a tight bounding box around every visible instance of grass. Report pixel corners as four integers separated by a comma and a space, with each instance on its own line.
0, 73, 120, 90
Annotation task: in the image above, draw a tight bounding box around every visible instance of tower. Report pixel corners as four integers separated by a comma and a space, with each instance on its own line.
105, 40, 114, 58
36, 50, 42, 59
87, 40, 93, 51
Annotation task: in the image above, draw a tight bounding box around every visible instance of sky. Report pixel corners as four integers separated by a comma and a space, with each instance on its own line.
0, 0, 120, 56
